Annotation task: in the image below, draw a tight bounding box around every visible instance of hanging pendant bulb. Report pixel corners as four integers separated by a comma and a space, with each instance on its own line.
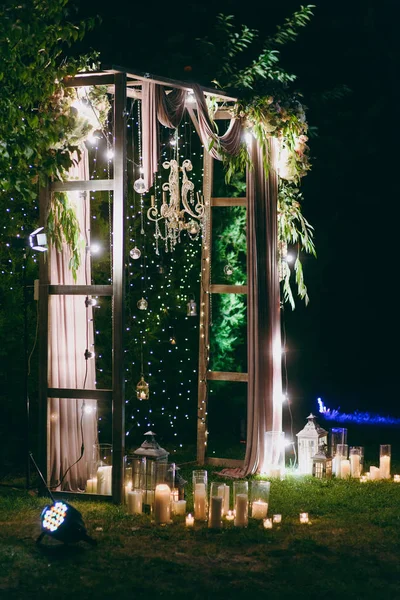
130, 246, 141, 260
157, 264, 165, 274
224, 264, 234, 276
136, 376, 149, 400
134, 177, 146, 194
84, 349, 95, 360
170, 336, 177, 345
137, 297, 148, 311
187, 298, 197, 317
84, 296, 97, 307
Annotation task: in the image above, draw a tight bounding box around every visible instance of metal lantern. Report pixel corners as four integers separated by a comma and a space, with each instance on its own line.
187, 298, 197, 316
296, 413, 328, 475
136, 376, 149, 400
312, 444, 332, 479
131, 431, 169, 506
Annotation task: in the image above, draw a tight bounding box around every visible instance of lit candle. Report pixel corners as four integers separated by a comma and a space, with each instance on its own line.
151, 194, 155, 207
251, 500, 268, 520
263, 518, 273, 529
86, 478, 97, 494
380, 455, 391, 479
340, 459, 351, 479
218, 484, 230, 515
173, 500, 187, 515
370, 466, 381, 480
194, 482, 207, 520
394, 474, 400, 482
234, 493, 248, 527
360, 475, 368, 483
299, 512, 309, 524
97, 466, 112, 495
125, 481, 132, 503
225, 510, 234, 521
209, 495, 223, 529
154, 484, 171, 524
350, 454, 361, 478
127, 490, 143, 515
185, 513, 194, 527
170, 488, 179, 503
273, 514, 282, 524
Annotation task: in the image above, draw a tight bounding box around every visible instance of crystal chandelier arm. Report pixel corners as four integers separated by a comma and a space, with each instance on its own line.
181, 159, 205, 220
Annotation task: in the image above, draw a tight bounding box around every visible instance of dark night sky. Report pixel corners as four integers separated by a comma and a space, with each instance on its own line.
74, 0, 399, 421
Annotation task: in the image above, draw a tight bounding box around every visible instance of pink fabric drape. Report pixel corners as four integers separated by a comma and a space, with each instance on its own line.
141, 82, 159, 192
140, 83, 244, 190
48, 149, 98, 491
242, 136, 282, 475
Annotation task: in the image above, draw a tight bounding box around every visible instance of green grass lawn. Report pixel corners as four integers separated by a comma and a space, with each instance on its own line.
1, 471, 400, 599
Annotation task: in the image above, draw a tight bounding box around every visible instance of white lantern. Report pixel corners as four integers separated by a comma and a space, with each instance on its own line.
296, 414, 328, 475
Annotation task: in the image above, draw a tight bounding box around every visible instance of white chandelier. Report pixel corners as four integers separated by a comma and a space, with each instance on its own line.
147, 158, 205, 252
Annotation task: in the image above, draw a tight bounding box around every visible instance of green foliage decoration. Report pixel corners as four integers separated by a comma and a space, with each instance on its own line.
199, 5, 316, 308
0, 0, 106, 279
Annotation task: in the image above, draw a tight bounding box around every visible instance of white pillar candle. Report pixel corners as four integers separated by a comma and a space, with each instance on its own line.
185, 513, 194, 527
194, 482, 207, 520
86, 478, 97, 494
154, 484, 171, 524
127, 490, 143, 515
380, 455, 391, 479
234, 493, 248, 527
225, 510, 234, 521
97, 466, 112, 495
300, 512, 309, 524
350, 454, 361, 478
273, 514, 282, 524
263, 518, 273, 529
173, 500, 187, 515
394, 474, 400, 482
340, 459, 351, 479
370, 466, 381, 480
217, 484, 230, 515
209, 496, 223, 529
251, 500, 268, 520
125, 481, 132, 504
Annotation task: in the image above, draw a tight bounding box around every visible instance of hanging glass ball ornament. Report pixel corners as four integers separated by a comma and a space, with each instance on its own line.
133, 177, 146, 194
224, 264, 234, 276
137, 297, 148, 310
187, 298, 197, 317
136, 376, 150, 400
187, 220, 200, 236
130, 246, 141, 260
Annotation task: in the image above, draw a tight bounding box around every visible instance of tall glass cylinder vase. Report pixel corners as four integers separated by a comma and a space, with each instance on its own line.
380, 445, 391, 479
208, 483, 223, 529
193, 470, 208, 521
250, 480, 270, 519
330, 428, 347, 475
216, 483, 230, 515
264, 431, 285, 479
349, 446, 364, 478
233, 481, 248, 527
93, 443, 112, 495
335, 444, 348, 478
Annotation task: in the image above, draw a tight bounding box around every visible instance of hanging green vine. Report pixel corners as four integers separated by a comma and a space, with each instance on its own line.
199, 6, 316, 308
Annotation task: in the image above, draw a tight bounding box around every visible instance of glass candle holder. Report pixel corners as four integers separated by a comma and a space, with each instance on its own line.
233, 481, 248, 527
335, 444, 348, 478
349, 447, 364, 478
340, 459, 350, 479
250, 480, 270, 519
263, 518, 273, 529
273, 514, 282, 524
380, 445, 391, 479
208, 482, 223, 529
331, 428, 347, 475
299, 512, 309, 524
393, 474, 400, 482
192, 470, 208, 521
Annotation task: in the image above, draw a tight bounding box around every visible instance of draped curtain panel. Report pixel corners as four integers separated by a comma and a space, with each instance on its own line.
243, 136, 282, 475
48, 149, 98, 491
